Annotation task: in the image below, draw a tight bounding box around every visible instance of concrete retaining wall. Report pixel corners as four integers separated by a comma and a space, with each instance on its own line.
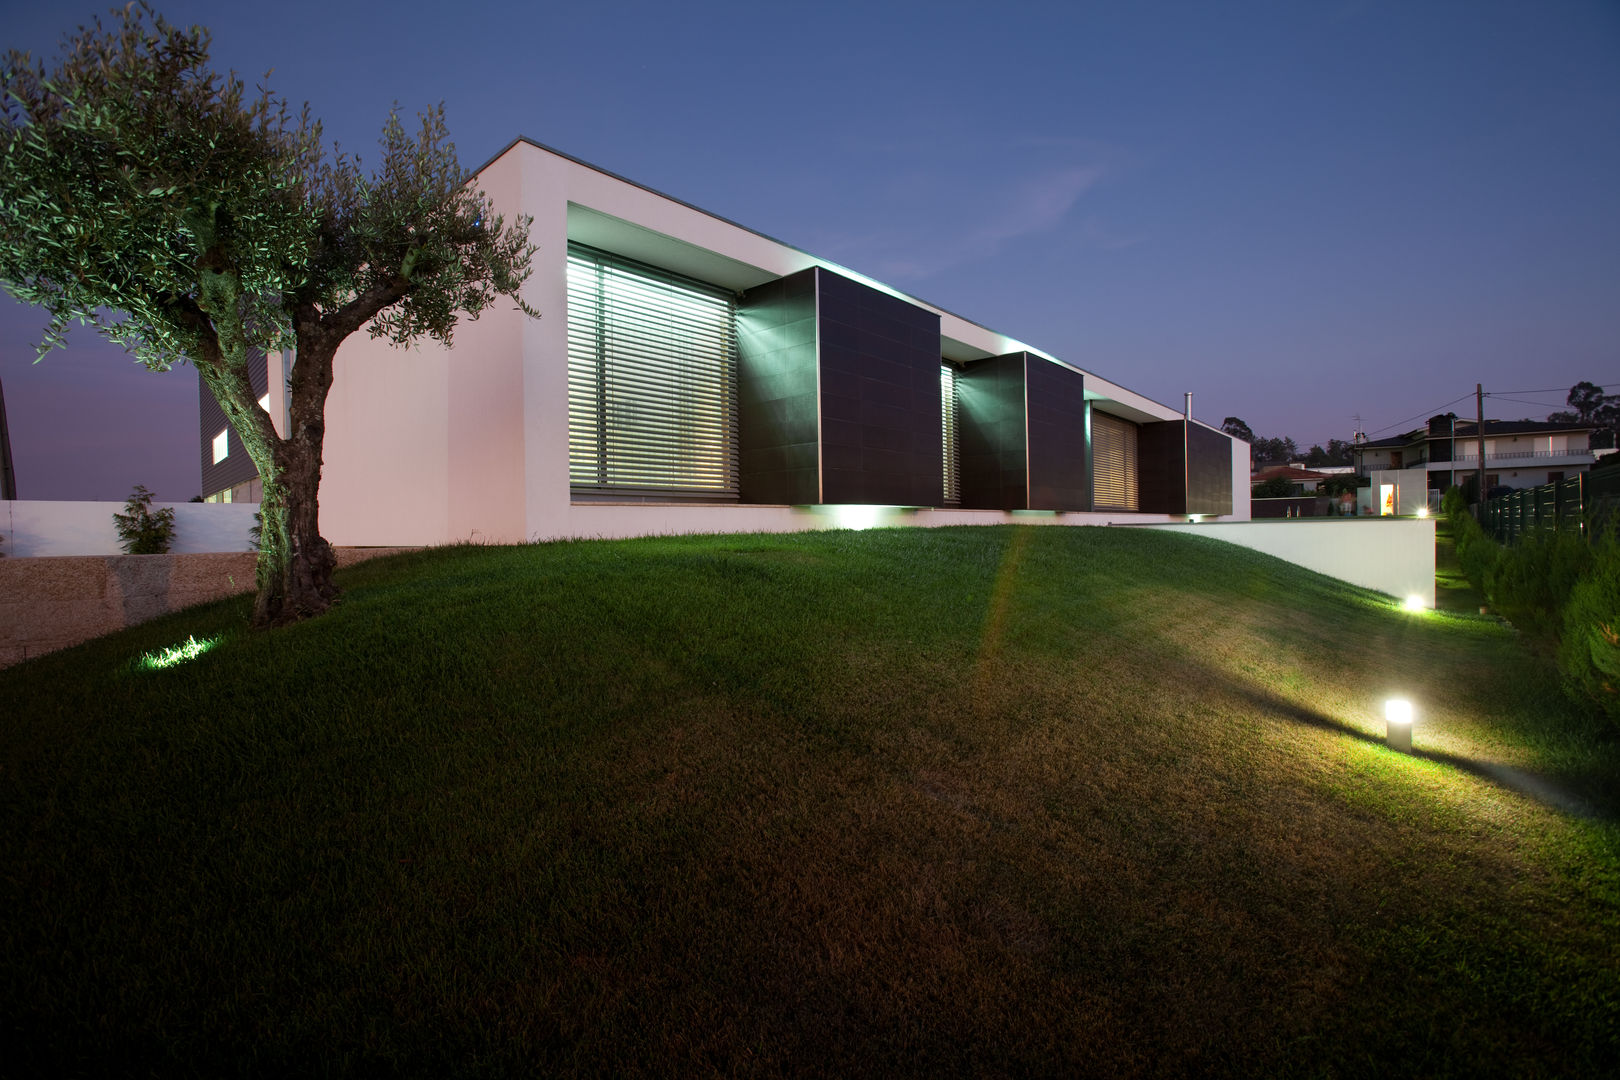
0, 548, 414, 668
1140, 517, 1436, 609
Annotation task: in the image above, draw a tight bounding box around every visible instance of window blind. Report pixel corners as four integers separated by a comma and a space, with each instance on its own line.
1092, 410, 1139, 510
567, 243, 739, 497
941, 364, 961, 506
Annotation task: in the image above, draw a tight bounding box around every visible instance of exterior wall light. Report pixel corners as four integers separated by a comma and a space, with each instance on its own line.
1385, 698, 1414, 752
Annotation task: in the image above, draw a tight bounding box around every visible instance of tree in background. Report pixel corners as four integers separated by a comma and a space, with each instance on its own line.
1221, 417, 1255, 443
0, 5, 536, 625
1303, 439, 1354, 468
1548, 381, 1618, 448
1250, 436, 1301, 467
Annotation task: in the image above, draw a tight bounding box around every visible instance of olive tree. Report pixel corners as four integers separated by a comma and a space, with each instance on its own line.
0, 4, 536, 624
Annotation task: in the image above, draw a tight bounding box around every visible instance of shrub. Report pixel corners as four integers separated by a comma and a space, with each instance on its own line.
1486, 527, 1595, 636
112, 485, 176, 555
1449, 509, 1500, 596
1441, 485, 1467, 521
1253, 476, 1296, 498
1560, 533, 1620, 726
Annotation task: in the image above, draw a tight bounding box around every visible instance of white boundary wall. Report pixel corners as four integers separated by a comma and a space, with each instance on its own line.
1140, 518, 1436, 608
1, 501, 259, 558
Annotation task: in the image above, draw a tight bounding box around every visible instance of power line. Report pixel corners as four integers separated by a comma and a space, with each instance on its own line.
1489, 394, 1574, 410
1490, 383, 1618, 395
1364, 393, 1475, 438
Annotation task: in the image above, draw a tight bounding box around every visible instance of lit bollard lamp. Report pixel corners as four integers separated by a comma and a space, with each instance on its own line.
1385, 698, 1414, 753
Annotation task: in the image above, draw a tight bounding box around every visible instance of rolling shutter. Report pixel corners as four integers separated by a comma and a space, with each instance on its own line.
1092, 410, 1139, 510
567, 243, 739, 497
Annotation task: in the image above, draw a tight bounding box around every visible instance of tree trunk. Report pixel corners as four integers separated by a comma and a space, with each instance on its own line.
251, 437, 337, 626
250, 335, 340, 627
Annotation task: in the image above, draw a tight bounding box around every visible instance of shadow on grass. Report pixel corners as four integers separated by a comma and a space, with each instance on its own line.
1225, 678, 1617, 823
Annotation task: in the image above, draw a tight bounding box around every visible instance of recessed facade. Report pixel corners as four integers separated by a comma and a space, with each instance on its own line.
203, 139, 1248, 541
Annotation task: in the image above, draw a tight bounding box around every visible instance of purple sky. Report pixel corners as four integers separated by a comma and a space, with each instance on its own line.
3, 0, 1617, 500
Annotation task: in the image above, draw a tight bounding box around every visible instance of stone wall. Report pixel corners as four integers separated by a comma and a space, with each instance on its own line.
0, 548, 415, 668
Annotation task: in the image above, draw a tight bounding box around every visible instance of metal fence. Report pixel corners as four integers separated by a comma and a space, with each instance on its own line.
1481, 467, 1620, 543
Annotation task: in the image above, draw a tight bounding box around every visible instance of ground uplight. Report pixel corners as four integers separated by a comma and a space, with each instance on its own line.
137, 634, 220, 671
1385, 697, 1414, 752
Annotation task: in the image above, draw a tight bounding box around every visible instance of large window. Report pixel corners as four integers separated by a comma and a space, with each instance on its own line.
941, 363, 960, 506
1092, 410, 1139, 510
567, 243, 739, 498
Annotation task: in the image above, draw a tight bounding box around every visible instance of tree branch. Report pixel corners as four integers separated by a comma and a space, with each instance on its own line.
321, 275, 410, 340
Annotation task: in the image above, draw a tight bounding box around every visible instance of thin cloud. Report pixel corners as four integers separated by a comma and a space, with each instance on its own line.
871, 165, 1108, 281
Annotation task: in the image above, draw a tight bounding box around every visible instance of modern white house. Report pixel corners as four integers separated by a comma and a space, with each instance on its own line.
201, 138, 1249, 544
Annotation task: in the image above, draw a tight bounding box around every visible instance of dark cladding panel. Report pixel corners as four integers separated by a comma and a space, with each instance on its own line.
1137, 420, 1188, 515
1025, 359, 1087, 511
199, 350, 269, 498
957, 353, 1027, 510
738, 269, 820, 504
1186, 422, 1234, 516
814, 269, 941, 506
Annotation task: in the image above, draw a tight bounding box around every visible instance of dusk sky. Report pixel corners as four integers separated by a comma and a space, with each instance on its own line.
2, 0, 1616, 500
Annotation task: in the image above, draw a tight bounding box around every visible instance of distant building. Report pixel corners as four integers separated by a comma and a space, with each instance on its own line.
1353, 414, 1597, 495
1251, 464, 1332, 494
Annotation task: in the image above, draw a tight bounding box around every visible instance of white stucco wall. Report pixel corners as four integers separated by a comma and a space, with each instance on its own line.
1358, 469, 1430, 516
2, 500, 261, 557
1141, 518, 1436, 608
296, 139, 1246, 548
1228, 437, 1253, 521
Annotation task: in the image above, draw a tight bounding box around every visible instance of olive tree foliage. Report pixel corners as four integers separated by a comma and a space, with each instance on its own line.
0, 4, 536, 625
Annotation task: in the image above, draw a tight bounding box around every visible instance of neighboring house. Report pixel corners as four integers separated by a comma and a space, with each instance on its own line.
198, 350, 271, 504
1251, 465, 1332, 495
1352, 414, 1597, 495
201, 138, 1247, 544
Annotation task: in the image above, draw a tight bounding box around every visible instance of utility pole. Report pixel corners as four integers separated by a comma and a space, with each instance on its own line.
1475, 383, 1486, 520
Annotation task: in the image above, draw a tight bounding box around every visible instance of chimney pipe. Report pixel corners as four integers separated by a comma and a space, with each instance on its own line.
1184, 392, 1193, 420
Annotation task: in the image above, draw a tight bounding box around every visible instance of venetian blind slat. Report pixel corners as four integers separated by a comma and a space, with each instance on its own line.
1092, 411, 1139, 511
567, 244, 740, 496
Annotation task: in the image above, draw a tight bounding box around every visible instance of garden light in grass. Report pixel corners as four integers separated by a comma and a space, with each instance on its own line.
1404, 594, 1427, 613
1385, 697, 1414, 752
137, 634, 219, 671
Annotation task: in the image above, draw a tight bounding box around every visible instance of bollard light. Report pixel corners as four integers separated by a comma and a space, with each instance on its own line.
1385, 698, 1414, 752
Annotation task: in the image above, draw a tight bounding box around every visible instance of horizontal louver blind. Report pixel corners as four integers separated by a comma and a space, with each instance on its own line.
1093, 410, 1139, 510
941, 364, 961, 506
567, 243, 739, 496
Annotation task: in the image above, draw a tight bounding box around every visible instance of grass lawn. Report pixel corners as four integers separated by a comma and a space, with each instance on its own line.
1435, 518, 1489, 616
3, 525, 1617, 1077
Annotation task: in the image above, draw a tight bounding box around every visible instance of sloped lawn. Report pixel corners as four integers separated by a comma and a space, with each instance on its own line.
3, 525, 1616, 1077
